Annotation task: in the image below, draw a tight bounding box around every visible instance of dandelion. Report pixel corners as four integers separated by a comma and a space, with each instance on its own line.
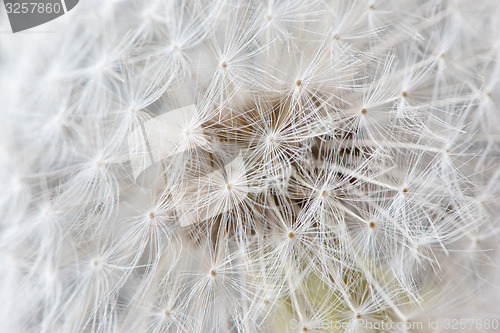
0, 0, 500, 332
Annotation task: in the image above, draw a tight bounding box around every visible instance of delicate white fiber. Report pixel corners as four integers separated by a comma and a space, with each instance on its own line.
0, 0, 499, 332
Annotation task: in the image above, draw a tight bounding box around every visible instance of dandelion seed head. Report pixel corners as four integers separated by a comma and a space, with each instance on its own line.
0, 0, 499, 331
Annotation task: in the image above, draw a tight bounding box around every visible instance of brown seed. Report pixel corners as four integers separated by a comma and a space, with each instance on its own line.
148, 212, 155, 219
296, 79, 302, 86
210, 270, 217, 277
368, 222, 375, 229
401, 91, 408, 97
288, 232, 294, 239
360, 108, 367, 115
220, 62, 227, 68
402, 188, 408, 194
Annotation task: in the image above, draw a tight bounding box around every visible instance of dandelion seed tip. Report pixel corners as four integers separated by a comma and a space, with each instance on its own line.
164, 310, 171, 317
368, 221, 375, 229
402, 188, 408, 194
295, 79, 302, 87
401, 91, 408, 97
226, 183, 233, 191
486, 91, 492, 98
288, 232, 294, 239
142, 9, 152, 19
369, 4, 375, 10
321, 189, 328, 197
53, 114, 64, 125
302, 328, 309, 332
148, 211, 155, 219
263, 299, 269, 305
356, 313, 362, 319
444, 148, 450, 153
91, 260, 99, 267
96, 62, 104, 72
220, 61, 227, 69
360, 108, 367, 115
41, 208, 51, 217
265, 14, 272, 21
210, 269, 217, 277
333, 33, 340, 40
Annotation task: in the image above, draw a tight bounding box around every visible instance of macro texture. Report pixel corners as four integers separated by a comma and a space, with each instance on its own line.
1, 0, 500, 332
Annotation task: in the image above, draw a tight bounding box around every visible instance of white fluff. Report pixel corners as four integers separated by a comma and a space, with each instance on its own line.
0, 0, 499, 332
